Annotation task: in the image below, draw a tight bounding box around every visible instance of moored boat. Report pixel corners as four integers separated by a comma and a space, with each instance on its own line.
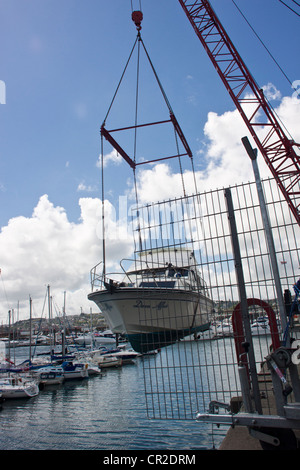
33, 365, 65, 385
98, 355, 122, 369
74, 329, 117, 346
94, 330, 117, 345
60, 361, 89, 380
78, 348, 123, 369
0, 375, 39, 399
103, 349, 140, 365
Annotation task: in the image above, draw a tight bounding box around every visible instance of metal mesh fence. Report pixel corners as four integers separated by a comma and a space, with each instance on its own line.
131, 177, 300, 420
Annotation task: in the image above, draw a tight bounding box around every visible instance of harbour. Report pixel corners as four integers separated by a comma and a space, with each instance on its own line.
1, 0, 300, 453
1, 173, 300, 451
0, 343, 227, 451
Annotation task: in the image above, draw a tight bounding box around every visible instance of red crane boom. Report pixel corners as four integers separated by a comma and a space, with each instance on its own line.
178, 0, 300, 225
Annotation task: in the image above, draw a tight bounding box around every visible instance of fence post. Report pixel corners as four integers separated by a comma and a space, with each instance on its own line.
225, 187, 262, 414
242, 136, 288, 340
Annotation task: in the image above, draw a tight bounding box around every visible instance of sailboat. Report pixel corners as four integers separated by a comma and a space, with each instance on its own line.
0, 375, 39, 399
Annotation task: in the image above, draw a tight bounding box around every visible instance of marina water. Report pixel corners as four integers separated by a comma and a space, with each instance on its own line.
0, 343, 227, 451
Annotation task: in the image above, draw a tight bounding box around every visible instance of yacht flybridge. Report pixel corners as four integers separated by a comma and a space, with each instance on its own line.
88, 248, 213, 353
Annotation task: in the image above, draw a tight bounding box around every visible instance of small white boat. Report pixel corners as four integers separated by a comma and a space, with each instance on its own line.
93, 330, 116, 345
0, 375, 39, 399
213, 320, 233, 339
61, 361, 89, 380
33, 334, 50, 345
73, 360, 101, 376
74, 330, 117, 346
98, 355, 122, 369
86, 364, 102, 376
104, 349, 140, 365
73, 334, 93, 346
251, 316, 271, 336
33, 365, 65, 385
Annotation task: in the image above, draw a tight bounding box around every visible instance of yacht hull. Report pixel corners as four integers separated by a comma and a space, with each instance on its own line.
88, 287, 212, 353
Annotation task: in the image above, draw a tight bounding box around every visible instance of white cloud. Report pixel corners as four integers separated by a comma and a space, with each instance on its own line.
202, 108, 255, 184
97, 149, 123, 168
274, 95, 300, 142
134, 164, 187, 203
133, 88, 300, 204
0, 194, 134, 322
1, 89, 298, 322
262, 83, 281, 101
0, 196, 100, 321
133, 107, 254, 204
77, 182, 97, 192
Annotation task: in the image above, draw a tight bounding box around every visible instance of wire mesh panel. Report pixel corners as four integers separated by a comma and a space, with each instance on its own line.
131, 178, 300, 420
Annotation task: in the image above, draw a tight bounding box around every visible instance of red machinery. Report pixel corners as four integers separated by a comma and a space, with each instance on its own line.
178, 0, 300, 226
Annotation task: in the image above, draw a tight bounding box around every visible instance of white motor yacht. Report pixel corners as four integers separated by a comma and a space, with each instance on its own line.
88, 248, 213, 353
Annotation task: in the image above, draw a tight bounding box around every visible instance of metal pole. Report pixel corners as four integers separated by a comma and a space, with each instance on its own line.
225, 187, 262, 414
242, 137, 288, 340
62, 291, 66, 356
29, 296, 32, 362
101, 134, 106, 278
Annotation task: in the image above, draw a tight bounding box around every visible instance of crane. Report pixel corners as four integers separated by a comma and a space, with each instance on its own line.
177, 0, 300, 226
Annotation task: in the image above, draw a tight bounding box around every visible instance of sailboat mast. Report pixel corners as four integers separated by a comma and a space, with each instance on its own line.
101, 134, 106, 277
8, 309, 11, 366
47, 285, 53, 353
62, 291, 66, 355
29, 296, 32, 361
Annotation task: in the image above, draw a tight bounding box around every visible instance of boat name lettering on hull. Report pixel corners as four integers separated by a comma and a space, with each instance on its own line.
133, 300, 168, 310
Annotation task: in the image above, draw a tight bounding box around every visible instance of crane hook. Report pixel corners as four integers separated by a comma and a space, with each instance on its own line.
132, 10, 143, 31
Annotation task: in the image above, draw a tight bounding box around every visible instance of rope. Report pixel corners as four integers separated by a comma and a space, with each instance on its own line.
133, 32, 141, 163
231, 0, 297, 89
130, 0, 142, 13
172, 124, 187, 197
139, 37, 174, 115
278, 0, 300, 17
31, 287, 48, 359
231, 0, 299, 143
0, 269, 11, 312
102, 36, 139, 127
101, 8, 200, 247
100, 133, 106, 277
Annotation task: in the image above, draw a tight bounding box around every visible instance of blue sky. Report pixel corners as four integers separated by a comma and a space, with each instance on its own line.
0, 0, 299, 321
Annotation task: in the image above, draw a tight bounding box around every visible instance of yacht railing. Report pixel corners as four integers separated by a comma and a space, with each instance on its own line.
90, 258, 209, 295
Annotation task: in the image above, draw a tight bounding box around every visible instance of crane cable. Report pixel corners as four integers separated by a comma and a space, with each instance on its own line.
231, 0, 297, 91
231, 0, 300, 144
278, 0, 300, 17
103, 11, 189, 192
130, 0, 142, 14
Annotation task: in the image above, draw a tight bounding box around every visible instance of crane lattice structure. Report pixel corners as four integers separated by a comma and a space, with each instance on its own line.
178, 0, 300, 226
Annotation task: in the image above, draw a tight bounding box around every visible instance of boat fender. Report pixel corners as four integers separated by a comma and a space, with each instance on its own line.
85, 363, 88, 369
